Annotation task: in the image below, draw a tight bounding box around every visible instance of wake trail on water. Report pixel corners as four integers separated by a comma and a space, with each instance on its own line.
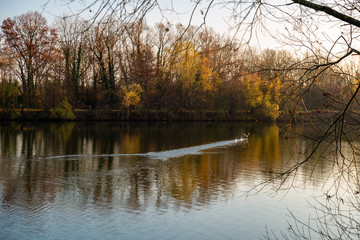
43, 138, 247, 161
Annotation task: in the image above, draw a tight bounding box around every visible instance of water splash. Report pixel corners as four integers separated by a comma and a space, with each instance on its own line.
43, 138, 247, 161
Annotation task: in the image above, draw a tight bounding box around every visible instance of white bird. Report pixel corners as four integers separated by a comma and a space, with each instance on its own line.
242, 132, 250, 139
235, 132, 250, 143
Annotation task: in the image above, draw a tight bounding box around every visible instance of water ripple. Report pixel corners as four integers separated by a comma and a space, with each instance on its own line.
41, 138, 247, 161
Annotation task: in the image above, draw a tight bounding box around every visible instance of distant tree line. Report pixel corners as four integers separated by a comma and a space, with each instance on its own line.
0, 11, 358, 120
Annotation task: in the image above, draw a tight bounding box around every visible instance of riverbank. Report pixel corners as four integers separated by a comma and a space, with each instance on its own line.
0, 109, 253, 121
0, 109, 345, 122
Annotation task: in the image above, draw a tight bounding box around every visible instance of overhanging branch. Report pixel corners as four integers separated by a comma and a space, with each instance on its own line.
292, 0, 360, 28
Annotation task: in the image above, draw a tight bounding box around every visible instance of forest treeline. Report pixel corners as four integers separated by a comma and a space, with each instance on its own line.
0, 11, 358, 120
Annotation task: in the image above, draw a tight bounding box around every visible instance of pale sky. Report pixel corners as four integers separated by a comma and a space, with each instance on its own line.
0, 1, 219, 24
0, 0, 265, 40
0, 0, 65, 22
0, 0, 238, 31
1, 0, 358, 65
0, 0, 297, 51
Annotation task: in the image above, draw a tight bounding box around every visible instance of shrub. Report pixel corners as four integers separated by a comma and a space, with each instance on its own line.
0, 78, 19, 111
50, 100, 75, 120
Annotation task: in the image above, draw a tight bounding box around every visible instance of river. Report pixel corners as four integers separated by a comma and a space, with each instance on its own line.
0, 121, 355, 239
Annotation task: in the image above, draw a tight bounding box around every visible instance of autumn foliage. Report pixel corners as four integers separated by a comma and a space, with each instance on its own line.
1, 12, 58, 109
1, 11, 348, 121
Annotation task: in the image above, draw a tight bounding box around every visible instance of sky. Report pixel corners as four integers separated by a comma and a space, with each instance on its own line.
5, 0, 354, 58
0, 0, 358, 65
0, 0, 67, 21
0, 0, 239, 32
0, 0, 282, 50
0, 0, 226, 25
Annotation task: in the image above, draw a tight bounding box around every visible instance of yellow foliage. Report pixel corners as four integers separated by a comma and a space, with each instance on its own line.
242, 73, 263, 108
199, 57, 222, 92
242, 73, 281, 120
169, 41, 221, 93
121, 83, 142, 108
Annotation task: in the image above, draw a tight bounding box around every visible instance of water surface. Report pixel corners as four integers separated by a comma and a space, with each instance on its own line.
0, 121, 344, 239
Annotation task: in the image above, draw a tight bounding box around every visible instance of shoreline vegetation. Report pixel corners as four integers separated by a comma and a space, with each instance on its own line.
2, 11, 355, 124
0, 108, 343, 122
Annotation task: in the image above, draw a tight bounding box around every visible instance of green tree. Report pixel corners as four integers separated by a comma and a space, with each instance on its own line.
50, 99, 75, 120
0, 78, 19, 111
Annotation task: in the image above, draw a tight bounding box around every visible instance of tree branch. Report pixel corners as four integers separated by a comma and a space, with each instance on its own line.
292, 0, 360, 28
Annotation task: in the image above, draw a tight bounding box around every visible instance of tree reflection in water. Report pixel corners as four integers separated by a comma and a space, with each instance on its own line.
0, 121, 344, 239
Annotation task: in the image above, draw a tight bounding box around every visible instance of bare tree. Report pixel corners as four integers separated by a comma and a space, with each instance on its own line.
50, 1, 360, 238
1, 11, 58, 109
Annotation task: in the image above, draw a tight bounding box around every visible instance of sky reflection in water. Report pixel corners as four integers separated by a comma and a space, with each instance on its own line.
0, 122, 342, 239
